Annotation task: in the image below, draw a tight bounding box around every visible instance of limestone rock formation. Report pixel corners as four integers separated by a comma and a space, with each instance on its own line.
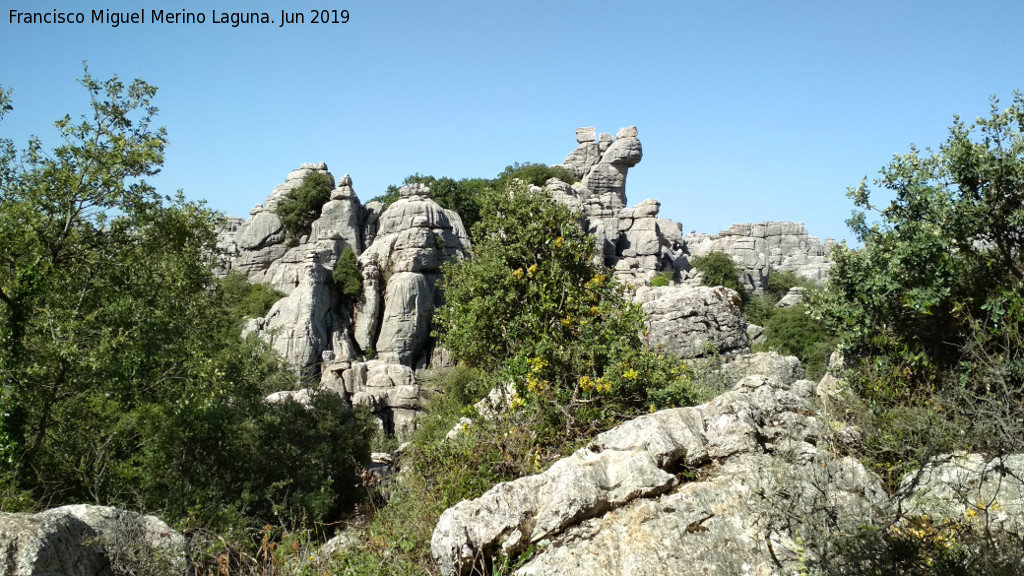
431, 369, 888, 576
226, 170, 468, 439
685, 222, 835, 292
355, 183, 470, 368
243, 252, 346, 377
899, 453, 1024, 537
635, 284, 748, 358
321, 359, 421, 440
0, 505, 185, 576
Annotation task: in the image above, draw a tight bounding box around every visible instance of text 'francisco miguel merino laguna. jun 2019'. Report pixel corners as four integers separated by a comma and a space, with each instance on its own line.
8, 8, 350, 28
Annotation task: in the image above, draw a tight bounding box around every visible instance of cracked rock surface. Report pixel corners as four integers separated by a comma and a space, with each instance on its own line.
430, 359, 888, 576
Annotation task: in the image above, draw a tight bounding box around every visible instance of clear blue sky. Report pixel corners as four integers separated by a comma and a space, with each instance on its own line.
2, 0, 1022, 243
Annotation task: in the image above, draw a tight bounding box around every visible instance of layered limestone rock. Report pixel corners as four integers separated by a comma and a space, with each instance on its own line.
685, 222, 836, 292
243, 252, 349, 377
0, 505, 185, 576
635, 284, 748, 358
551, 127, 688, 285
355, 183, 470, 368
321, 359, 421, 440
229, 171, 467, 439
431, 365, 889, 576
222, 162, 352, 294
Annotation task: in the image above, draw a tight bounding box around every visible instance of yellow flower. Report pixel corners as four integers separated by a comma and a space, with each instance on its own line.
527, 263, 538, 277
622, 368, 639, 381
513, 268, 524, 281
578, 376, 595, 392
555, 237, 564, 248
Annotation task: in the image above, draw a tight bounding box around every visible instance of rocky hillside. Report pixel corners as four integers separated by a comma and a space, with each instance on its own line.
213, 127, 836, 440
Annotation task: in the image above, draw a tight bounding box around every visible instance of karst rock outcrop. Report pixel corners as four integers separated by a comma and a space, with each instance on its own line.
686, 221, 836, 292
220, 129, 834, 437
431, 353, 889, 576
221, 169, 468, 438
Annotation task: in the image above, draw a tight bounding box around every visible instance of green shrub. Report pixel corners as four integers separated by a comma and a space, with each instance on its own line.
650, 269, 673, 287
372, 164, 577, 237
765, 269, 810, 301
762, 304, 832, 379
743, 293, 777, 326
217, 271, 284, 324
435, 181, 701, 439
333, 245, 363, 302
494, 162, 577, 188
691, 252, 747, 299
275, 171, 334, 239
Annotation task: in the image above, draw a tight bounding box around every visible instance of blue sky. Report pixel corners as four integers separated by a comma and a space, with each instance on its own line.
2, 0, 1022, 243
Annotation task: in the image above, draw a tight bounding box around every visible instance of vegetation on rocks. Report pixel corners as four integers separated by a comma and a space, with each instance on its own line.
333, 245, 364, 302
4, 69, 1024, 575
436, 180, 701, 435
372, 163, 578, 235
276, 170, 335, 240
805, 92, 1024, 574
691, 251, 748, 299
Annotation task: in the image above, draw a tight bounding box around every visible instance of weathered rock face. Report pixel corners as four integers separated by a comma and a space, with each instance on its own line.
0, 505, 185, 576
634, 284, 748, 358
321, 359, 421, 440
431, 369, 889, 576
685, 222, 835, 292
356, 183, 469, 368
227, 171, 468, 439
550, 127, 690, 285
899, 453, 1024, 538
243, 252, 345, 378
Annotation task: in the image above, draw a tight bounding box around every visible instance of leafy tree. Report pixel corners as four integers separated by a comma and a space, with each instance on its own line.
372, 163, 577, 238
813, 92, 1024, 373
333, 245, 363, 301
0, 69, 370, 529
493, 161, 577, 189
275, 170, 335, 240
435, 181, 696, 433
691, 251, 748, 298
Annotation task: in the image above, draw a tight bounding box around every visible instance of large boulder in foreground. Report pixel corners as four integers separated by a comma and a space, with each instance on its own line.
431, 370, 888, 575
0, 505, 185, 576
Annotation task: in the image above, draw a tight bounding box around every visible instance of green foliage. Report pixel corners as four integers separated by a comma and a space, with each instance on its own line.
435, 181, 699, 436
333, 245, 363, 302
372, 163, 577, 238
813, 92, 1024, 374
743, 293, 777, 326
0, 69, 371, 532
371, 173, 486, 232
493, 162, 577, 189
691, 252, 748, 298
765, 270, 809, 301
761, 305, 832, 379
275, 171, 335, 240
217, 270, 285, 325
650, 269, 674, 287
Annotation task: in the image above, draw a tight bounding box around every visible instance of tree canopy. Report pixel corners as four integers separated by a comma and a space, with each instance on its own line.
814, 92, 1024, 373
0, 69, 371, 529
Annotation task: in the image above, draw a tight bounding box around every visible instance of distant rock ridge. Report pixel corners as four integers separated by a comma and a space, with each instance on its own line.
685, 222, 836, 292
